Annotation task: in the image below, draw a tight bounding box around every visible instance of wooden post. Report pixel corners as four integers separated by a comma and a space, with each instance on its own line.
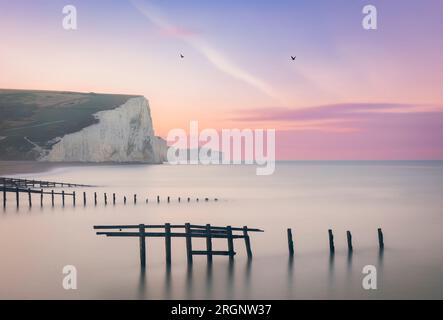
157, 195, 160, 203
113, 193, 115, 205
227, 225, 234, 261
178, 197, 181, 203
40, 189, 43, 207
139, 224, 146, 269
124, 196, 127, 205
28, 188, 32, 208
165, 223, 172, 265
94, 192, 97, 206
73, 191, 76, 206
51, 190, 54, 207
378, 228, 384, 249
62, 190, 65, 207
346, 231, 353, 252
243, 226, 253, 259
185, 223, 193, 265
328, 229, 335, 254
206, 224, 213, 264
134, 194, 137, 204
16, 187, 19, 208
83, 192, 86, 206
287, 228, 294, 256
3, 184, 6, 208
187, 197, 190, 202
167, 196, 170, 203
104, 193, 107, 205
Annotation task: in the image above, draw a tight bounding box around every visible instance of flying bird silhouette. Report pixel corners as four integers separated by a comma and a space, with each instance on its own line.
180, 54, 184, 59
291, 56, 296, 61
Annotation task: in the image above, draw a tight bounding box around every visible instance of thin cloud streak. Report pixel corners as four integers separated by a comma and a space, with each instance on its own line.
130, 0, 282, 103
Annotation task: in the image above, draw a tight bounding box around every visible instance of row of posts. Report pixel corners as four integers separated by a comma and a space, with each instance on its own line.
287, 228, 385, 255
2, 187, 218, 208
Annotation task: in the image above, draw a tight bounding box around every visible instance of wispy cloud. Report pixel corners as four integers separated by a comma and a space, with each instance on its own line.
229, 103, 443, 159
130, 0, 282, 103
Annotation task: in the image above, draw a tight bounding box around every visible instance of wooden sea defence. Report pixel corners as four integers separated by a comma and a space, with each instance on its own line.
94, 223, 264, 269
286, 228, 385, 255
0, 177, 92, 189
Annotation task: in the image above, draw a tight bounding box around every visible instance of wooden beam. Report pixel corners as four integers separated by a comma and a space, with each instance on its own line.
346, 231, 353, 252
165, 223, 172, 266
139, 224, 146, 269
287, 228, 294, 256
244, 226, 253, 259
185, 223, 193, 264
226, 226, 235, 261
206, 224, 213, 263
378, 228, 384, 249
192, 250, 236, 256
328, 229, 335, 254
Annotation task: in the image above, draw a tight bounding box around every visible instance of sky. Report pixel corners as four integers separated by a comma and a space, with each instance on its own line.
0, 0, 442, 159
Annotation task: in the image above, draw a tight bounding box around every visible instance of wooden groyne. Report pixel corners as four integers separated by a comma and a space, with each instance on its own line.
94, 223, 264, 269
0, 177, 93, 188
286, 228, 385, 256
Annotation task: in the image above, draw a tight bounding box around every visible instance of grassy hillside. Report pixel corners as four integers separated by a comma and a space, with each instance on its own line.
0, 89, 138, 160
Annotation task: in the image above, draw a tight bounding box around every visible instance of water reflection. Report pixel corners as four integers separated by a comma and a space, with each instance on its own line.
138, 269, 147, 300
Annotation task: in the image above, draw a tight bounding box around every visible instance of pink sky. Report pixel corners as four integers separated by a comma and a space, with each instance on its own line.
1, 0, 442, 159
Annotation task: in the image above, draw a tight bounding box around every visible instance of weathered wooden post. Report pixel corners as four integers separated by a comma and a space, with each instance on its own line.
62, 190, 65, 207
287, 228, 294, 257
73, 191, 76, 206
185, 223, 193, 265
227, 225, 234, 261
205, 198, 209, 202
187, 197, 190, 202
206, 224, 213, 263
134, 194, 137, 204
243, 226, 253, 259
378, 228, 384, 249
178, 197, 181, 203
40, 189, 43, 207
15, 187, 19, 208
328, 229, 335, 254
196, 198, 199, 202
3, 184, 6, 208
94, 192, 97, 206
51, 190, 54, 207
104, 193, 107, 205
28, 188, 32, 208
83, 192, 86, 206
139, 224, 146, 269
346, 231, 353, 252
113, 193, 115, 205
165, 223, 172, 266
157, 195, 160, 203
124, 196, 127, 205
167, 196, 170, 203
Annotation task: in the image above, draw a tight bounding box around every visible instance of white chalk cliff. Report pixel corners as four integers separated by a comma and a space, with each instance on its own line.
41, 97, 167, 163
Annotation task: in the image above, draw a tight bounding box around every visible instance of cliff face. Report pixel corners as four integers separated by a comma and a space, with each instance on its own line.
41, 97, 167, 163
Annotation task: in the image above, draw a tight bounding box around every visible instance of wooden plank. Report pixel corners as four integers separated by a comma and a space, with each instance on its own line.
287, 228, 294, 256
185, 223, 193, 264
139, 224, 146, 269
328, 229, 335, 254
347, 230, 353, 252
226, 226, 234, 261
378, 228, 384, 249
165, 223, 172, 265
96, 231, 245, 239
206, 224, 213, 263
244, 226, 253, 259
192, 250, 236, 256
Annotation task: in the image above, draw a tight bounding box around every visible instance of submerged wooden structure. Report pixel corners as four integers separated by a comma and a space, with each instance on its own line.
94, 223, 264, 269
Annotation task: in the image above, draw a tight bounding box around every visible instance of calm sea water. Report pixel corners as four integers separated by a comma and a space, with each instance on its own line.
1, 161, 443, 299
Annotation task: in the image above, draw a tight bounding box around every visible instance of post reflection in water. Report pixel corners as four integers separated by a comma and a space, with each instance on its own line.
138, 269, 147, 300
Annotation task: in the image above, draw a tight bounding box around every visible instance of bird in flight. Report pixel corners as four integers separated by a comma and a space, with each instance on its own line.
180, 54, 184, 59
291, 56, 296, 61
